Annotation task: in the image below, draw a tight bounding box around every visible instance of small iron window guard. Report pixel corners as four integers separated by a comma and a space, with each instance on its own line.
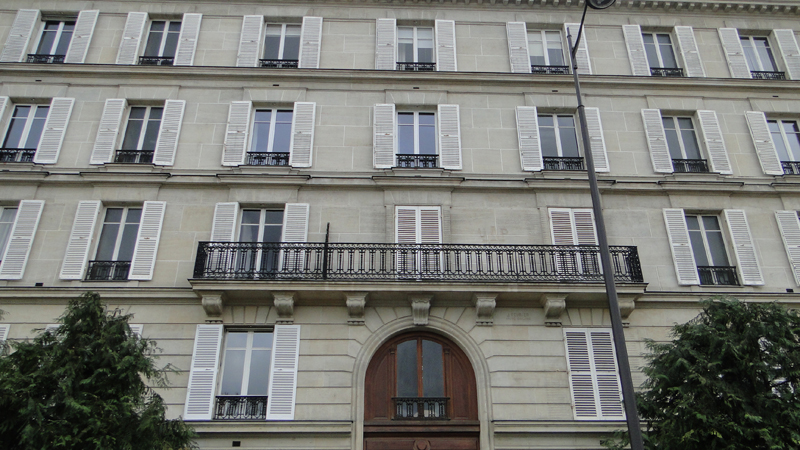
781, 161, 800, 175
672, 159, 709, 173
139, 56, 174, 66
85, 261, 131, 281
0, 148, 36, 163
259, 59, 299, 69
393, 397, 449, 419
214, 396, 268, 420
26, 54, 65, 64
697, 266, 739, 286
114, 150, 154, 164
396, 62, 436, 71
543, 156, 585, 171
650, 67, 684, 77
245, 152, 290, 166
396, 154, 438, 169
531, 65, 570, 75
751, 71, 786, 80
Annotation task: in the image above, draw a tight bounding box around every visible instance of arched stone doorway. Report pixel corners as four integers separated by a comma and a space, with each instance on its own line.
364, 331, 480, 450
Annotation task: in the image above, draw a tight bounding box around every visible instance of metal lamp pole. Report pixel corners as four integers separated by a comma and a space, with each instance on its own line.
567, 1, 644, 448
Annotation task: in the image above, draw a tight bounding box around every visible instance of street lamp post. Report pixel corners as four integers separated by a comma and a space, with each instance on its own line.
566, 1, 645, 449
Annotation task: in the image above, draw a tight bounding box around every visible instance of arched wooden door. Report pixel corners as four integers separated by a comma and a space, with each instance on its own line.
364, 331, 479, 450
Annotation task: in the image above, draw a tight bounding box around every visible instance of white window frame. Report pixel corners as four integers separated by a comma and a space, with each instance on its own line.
397, 26, 434, 63
143, 20, 181, 58
0, 206, 18, 258
527, 29, 565, 67
685, 213, 730, 267
740, 35, 779, 72
238, 208, 284, 242
642, 32, 678, 69
94, 206, 142, 262
3, 104, 49, 150
249, 108, 294, 154
396, 111, 437, 156
262, 23, 301, 60
121, 106, 164, 151
769, 119, 800, 162
538, 113, 580, 158
662, 116, 703, 160
34, 19, 75, 56
218, 329, 274, 397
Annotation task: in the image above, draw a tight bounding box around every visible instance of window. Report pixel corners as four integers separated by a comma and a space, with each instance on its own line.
768, 120, 800, 173
115, 106, 163, 164
237, 16, 322, 69
375, 19, 456, 72
662, 116, 707, 173
0, 10, 97, 64
0, 207, 18, 262
397, 111, 437, 168
397, 26, 434, 71
528, 30, 568, 74
685, 214, 737, 286
87, 207, 141, 281
539, 114, 583, 170
116, 13, 201, 66
246, 109, 293, 166
141, 20, 181, 65
642, 109, 731, 175
1, 105, 48, 162
261, 24, 300, 68
373, 103, 461, 170
29, 20, 74, 63
216, 330, 273, 420
741, 36, 779, 75
643, 32, 682, 77
236, 209, 284, 276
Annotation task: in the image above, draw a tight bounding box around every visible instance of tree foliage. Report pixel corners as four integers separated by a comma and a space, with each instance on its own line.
604, 297, 800, 450
0, 292, 195, 450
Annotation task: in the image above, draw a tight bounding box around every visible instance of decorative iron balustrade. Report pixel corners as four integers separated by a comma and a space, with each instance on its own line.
751, 71, 786, 80
26, 54, 65, 64
85, 261, 131, 281
0, 148, 36, 163
531, 65, 570, 75
396, 154, 438, 169
214, 396, 268, 420
245, 152, 290, 166
543, 157, 585, 171
393, 397, 449, 419
782, 161, 800, 175
259, 59, 299, 68
139, 56, 174, 66
396, 62, 436, 71
698, 266, 739, 286
672, 158, 709, 173
114, 150, 154, 164
650, 67, 684, 77
193, 242, 643, 283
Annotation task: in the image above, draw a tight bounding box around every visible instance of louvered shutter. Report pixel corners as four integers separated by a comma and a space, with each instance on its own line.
396, 207, 418, 244
565, 23, 591, 75
718, 28, 751, 79
0, 97, 8, 121
90, 99, 126, 164
642, 109, 673, 173
419, 207, 442, 244
375, 18, 396, 70
60, 200, 101, 280
288, 102, 315, 167
0, 325, 9, 342
622, 25, 649, 76
506, 22, 530, 74
298, 16, 323, 69
128, 201, 166, 280
64, 10, 99, 64
663, 208, 700, 285
236, 16, 264, 67
373, 103, 396, 169
438, 104, 462, 170
515, 106, 543, 171
573, 209, 598, 245
724, 209, 763, 285
33, 97, 74, 164
210, 202, 239, 242
222, 101, 252, 166
0, 9, 39, 62
116, 12, 148, 65
266, 324, 301, 420
0, 200, 44, 280
128, 324, 143, 338
584, 107, 609, 172
281, 203, 309, 243
434, 20, 457, 72
775, 211, 800, 285
674, 26, 705, 77
697, 110, 732, 174
589, 330, 625, 419
184, 324, 223, 421
174, 13, 202, 66
550, 208, 576, 245
745, 111, 783, 175
564, 330, 597, 418
153, 100, 185, 165
773, 30, 800, 81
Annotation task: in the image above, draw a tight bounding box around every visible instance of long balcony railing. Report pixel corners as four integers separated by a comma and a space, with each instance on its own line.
782, 161, 800, 175
751, 71, 786, 80
543, 156, 585, 171
214, 396, 268, 420
396, 154, 438, 169
259, 59, 298, 68
396, 62, 436, 71
650, 67, 684, 77
245, 152, 290, 166
26, 54, 65, 64
114, 150, 154, 164
193, 242, 643, 283
0, 148, 36, 163
698, 266, 739, 286
672, 158, 709, 173
139, 56, 174, 66
393, 397, 449, 419
531, 65, 570, 75
85, 261, 131, 281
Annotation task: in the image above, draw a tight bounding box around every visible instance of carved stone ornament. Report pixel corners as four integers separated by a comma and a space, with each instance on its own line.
540, 293, 567, 326
272, 291, 297, 324
618, 295, 637, 319
201, 292, 224, 317
345, 291, 368, 325
472, 293, 497, 326
408, 294, 433, 326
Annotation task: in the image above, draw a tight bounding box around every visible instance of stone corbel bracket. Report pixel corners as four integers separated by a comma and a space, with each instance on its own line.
618, 294, 637, 320
201, 291, 225, 318
408, 294, 433, 326
472, 293, 498, 326
540, 293, 567, 327
273, 291, 298, 324
345, 291, 368, 325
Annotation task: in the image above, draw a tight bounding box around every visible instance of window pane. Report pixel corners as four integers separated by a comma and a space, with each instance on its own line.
706, 230, 729, 266
664, 128, 683, 159
55, 23, 75, 56
754, 38, 777, 72
162, 23, 181, 58
241, 210, 260, 224
417, 28, 434, 62
398, 42, 414, 63
688, 229, 710, 266
251, 110, 273, 153
772, 128, 791, 161
784, 122, 800, 161
417, 47, 434, 63
25, 107, 48, 149
261, 225, 282, 243
283, 35, 300, 60
117, 223, 139, 261
396, 340, 418, 397
36, 22, 59, 54
126, 208, 143, 224
546, 31, 564, 66
121, 110, 145, 151
96, 223, 120, 260
529, 33, 545, 66
239, 224, 259, 242
247, 349, 271, 395
0, 208, 18, 255
539, 123, 558, 157
421, 340, 444, 397
658, 37, 677, 68
3, 106, 30, 148
264, 210, 284, 225
220, 349, 246, 395
643, 34, 660, 68
144, 22, 165, 57
272, 122, 292, 152
398, 113, 414, 154
418, 123, 436, 155
252, 331, 273, 348
141, 108, 163, 151
264, 34, 281, 59
558, 123, 580, 157
227, 332, 248, 348
741, 37, 759, 71
679, 128, 701, 160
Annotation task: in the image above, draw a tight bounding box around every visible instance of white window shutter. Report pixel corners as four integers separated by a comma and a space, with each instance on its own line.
718, 28, 751, 79
773, 30, 800, 81
298, 16, 323, 69
60, 200, 101, 280
266, 324, 301, 420
515, 106, 543, 171
506, 22, 531, 74
572, 209, 598, 246
288, 102, 315, 167
64, 10, 99, 64
724, 209, 763, 285
674, 26, 705, 78
128, 324, 143, 338
396, 206, 418, 244
236, 15, 264, 68
116, 12, 148, 65
0, 324, 9, 342
697, 110, 732, 174
0, 9, 39, 62
745, 111, 783, 175
281, 203, 310, 243
589, 330, 625, 419
564, 330, 597, 418
434, 19, 457, 72
128, 201, 166, 280
419, 207, 442, 244
373, 103, 396, 169
565, 23, 591, 75
642, 109, 673, 173
622, 25, 649, 76
153, 100, 185, 166
0, 200, 44, 280
90, 99, 127, 164
549, 208, 577, 245
775, 211, 800, 285
0, 97, 8, 121
438, 104, 462, 170
33, 97, 74, 164
184, 324, 223, 421
584, 107, 609, 173
222, 101, 252, 166
375, 18, 396, 70
210, 202, 239, 242
663, 208, 700, 285
174, 13, 202, 66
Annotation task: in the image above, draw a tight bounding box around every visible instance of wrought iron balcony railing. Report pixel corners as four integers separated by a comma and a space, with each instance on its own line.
85, 261, 131, 281
244, 152, 290, 166
543, 156, 585, 171
672, 158, 709, 173
393, 397, 449, 419
396, 62, 436, 71
215, 396, 268, 420
396, 154, 438, 169
751, 71, 786, 80
193, 242, 644, 283
114, 150, 154, 164
0, 148, 36, 163
26, 54, 65, 64
259, 59, 299, 68
139, 56, 174, 66
650, 67, 684, 77
782, 161, 800, 175
531, 65, 570, 75
698, 266, 739, 286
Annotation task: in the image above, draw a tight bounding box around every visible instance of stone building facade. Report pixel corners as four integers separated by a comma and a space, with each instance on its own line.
0, 0, 799, 448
